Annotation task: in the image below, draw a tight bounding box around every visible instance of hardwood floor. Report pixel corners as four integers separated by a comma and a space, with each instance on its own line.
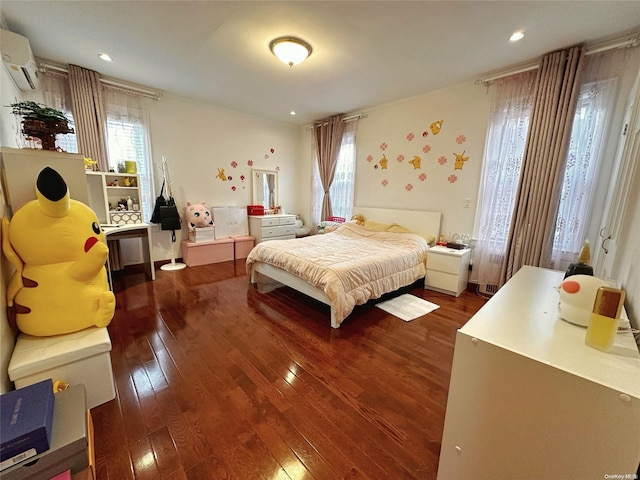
92, 260, 487, 480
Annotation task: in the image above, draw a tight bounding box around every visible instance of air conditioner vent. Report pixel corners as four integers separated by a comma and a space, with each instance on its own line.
478, 283, 499, 296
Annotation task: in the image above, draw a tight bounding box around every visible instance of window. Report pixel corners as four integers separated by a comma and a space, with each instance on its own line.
328, 129, 357, 220
105, 113, 154, 222
311, 119, 358, 225
552, 78, 618, 268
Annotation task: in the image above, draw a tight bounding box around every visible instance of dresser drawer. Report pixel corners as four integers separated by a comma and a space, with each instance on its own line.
256, 215, 296, 227
261, 224, 296, 239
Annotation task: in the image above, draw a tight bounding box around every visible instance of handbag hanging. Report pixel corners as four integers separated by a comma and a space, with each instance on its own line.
150, 180, 166, 224
159, 196, 181, 231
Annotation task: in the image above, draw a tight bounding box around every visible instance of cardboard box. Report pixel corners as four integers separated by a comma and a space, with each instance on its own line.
0, 379, 55, 470
2, 385, 89, 480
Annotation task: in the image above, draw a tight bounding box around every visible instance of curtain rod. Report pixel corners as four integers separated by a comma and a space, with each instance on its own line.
307, 112, 366, 129
38, 61, 162, 100
476, 34, 639, 85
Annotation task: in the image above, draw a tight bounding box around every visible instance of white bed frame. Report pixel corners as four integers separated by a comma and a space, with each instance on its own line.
250, 207, 442, 328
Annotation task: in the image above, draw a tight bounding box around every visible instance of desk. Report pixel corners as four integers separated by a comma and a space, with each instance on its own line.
102, 224, 155, 288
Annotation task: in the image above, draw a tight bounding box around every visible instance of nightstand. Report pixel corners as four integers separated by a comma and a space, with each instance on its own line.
425, 246, 471, 297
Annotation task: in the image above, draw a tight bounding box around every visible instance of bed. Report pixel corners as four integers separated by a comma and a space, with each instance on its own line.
246, 207, 441, 328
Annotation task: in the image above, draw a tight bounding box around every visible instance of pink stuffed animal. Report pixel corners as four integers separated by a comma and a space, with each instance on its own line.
184, 201, 214, 231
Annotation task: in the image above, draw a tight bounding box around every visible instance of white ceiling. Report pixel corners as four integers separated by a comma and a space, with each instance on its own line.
2, 1, 639, 126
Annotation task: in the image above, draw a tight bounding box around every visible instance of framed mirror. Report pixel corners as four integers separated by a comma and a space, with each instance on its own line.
252, 168, 278, 209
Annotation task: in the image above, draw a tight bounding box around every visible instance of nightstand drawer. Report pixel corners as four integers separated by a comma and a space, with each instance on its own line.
428, 251, 465, 274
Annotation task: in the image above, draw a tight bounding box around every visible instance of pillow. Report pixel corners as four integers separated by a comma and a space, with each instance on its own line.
361, 220, 435, 245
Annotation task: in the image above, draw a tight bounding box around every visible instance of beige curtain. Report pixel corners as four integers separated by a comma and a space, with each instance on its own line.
502, 45, 586, 283
68, 65, 109, 171
313, 115, 346, 220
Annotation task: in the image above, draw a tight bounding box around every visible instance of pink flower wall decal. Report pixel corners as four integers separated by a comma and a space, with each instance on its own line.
264, 154, 269, 159
276, 166, 280, 171
422, 144, 431, 154
456, 134, 466, 144
419, 173, 427, 181
381, 179, 388, 187
231, 185, 237, 191
240, 175, 245, 181
406, 132, 415, 141
380, 142, 388, 151
397, 154, 404, 163
230, 161, 238, 168
448, 174, 458, 184
438, 156, 447, 165
405, 183, 414, 191
247, 160, 253, 166
367, 154, 373, 163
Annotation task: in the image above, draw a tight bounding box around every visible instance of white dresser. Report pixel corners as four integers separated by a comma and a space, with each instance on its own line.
248, 214, 296, 243
425, 246, 471, 296
438, 266, 640, 479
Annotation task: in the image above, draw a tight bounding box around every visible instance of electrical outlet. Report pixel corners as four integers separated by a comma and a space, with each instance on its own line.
464, 198, 471, 209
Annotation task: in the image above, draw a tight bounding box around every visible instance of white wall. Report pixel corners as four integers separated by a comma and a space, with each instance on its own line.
354, 82, 489, 239
145, 94, 300, 261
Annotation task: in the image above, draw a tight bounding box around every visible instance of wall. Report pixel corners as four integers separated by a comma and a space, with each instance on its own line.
355, 82, 489, 239
296, 82, 489, 241
144, 94, 301, 261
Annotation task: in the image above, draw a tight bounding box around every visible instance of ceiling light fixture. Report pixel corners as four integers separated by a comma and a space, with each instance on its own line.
269, 37, 312, 67
98, 53, 112, 62
509, 31, 525, 42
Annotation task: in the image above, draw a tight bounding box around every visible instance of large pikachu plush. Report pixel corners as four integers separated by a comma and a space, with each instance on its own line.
2, 167, 115, 336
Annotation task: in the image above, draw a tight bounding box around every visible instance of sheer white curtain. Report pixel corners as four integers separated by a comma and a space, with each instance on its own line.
549, 47, 640, 270
470, 71, 536, 288
329, 119, 358, 219
104, 87, 155, 222
40, 70, 77, 153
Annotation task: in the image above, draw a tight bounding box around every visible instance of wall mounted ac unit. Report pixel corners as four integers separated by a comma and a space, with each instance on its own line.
1, 29, 40, 91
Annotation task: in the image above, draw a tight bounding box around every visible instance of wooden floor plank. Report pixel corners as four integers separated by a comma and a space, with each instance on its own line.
91, 261, 486, 479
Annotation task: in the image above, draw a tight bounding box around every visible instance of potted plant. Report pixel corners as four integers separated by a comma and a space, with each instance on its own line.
7, 101, 74, 151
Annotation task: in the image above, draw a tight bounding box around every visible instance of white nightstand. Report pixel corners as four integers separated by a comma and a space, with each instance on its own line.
425, 246, 471, 297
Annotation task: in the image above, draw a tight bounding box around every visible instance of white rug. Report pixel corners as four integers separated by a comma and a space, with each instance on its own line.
376, 294, 440, 321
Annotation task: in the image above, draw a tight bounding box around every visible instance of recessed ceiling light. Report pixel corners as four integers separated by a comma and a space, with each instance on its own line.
290, 111, 297, 116
98, 53, 112, 62
510, 31, 525, 42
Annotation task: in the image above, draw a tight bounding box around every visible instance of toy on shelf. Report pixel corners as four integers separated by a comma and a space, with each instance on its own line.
2, 167, 115, 336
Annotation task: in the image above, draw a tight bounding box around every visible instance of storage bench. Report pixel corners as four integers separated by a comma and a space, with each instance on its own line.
8, 327, 115, 410
181, 237, 234, 267
231, 235, 255, 259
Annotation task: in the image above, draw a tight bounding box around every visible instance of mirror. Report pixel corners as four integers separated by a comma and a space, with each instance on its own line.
252, 169, 278, 209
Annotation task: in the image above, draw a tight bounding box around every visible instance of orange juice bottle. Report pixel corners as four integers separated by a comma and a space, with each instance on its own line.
585, 287, 625, 352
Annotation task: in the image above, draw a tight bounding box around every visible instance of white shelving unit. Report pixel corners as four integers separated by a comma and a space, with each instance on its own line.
86, 171, 143, 225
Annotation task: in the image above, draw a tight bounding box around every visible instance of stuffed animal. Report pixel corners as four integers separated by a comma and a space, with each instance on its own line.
2, 167, 115, 336
184, 201, 214, 231
557, 274, 609, 327
351, 214, 365, 226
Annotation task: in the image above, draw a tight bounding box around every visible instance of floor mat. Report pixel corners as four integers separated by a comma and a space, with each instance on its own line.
376, 294, 440, 321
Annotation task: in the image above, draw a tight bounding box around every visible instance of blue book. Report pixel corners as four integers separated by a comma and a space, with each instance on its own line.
0, 379, 55, 470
